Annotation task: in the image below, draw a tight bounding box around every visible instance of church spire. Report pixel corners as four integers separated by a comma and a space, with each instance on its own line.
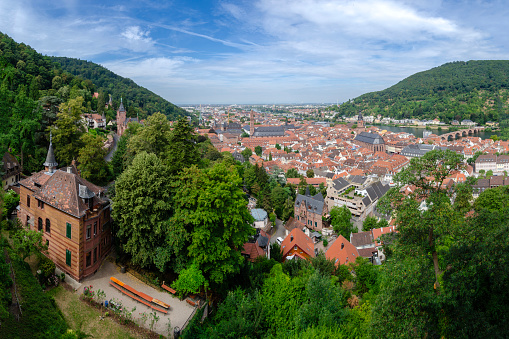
44, 132, 58, 174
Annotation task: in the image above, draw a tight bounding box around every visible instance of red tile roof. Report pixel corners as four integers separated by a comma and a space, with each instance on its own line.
325, 235, 359, 266
281, 228, 315, 259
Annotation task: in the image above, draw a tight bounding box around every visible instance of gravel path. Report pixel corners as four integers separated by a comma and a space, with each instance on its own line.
82, 260, 196, 337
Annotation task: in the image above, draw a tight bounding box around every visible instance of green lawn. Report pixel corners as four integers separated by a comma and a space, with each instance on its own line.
47, 286, 142, 339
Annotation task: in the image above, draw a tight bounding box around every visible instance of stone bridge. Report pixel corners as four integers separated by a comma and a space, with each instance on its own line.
439, 127, 484, 141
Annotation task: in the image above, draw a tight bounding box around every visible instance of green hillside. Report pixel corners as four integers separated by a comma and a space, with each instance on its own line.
332, 60, 509, 125
51, 56, 187, 120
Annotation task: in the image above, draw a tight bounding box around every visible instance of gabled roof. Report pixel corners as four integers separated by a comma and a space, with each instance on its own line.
326, 235, 359, 266
281, 228, 315, 259
332, 177, 351, 191
350, 231, 374, 248
354, 132, 385, 145
295, 192, 325, 214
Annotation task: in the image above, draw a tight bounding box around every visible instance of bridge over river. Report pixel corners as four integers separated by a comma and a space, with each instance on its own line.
439, 127, 485, 141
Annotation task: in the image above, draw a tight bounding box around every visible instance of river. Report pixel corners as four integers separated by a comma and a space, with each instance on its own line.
370, 125, 500, 140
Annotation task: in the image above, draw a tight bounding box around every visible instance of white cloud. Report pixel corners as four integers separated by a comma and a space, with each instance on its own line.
121, 26, 154, 51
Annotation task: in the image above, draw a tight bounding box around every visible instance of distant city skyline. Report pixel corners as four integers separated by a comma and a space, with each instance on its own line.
0, 0, 507, 105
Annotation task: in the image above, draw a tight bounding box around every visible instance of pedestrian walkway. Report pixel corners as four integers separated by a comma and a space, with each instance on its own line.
82, 260, 195, 337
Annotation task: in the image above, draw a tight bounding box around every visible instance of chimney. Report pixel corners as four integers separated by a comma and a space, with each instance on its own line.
67, 167, 72, 173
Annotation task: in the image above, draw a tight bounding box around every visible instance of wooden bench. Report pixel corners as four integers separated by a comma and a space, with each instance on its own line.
161, 283, 177, 295
186, 298, 197, 306
109, 281, 168, 314
110, 277, 170, 309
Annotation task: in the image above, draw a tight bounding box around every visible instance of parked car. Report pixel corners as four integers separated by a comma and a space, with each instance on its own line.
276, 237, 283, 245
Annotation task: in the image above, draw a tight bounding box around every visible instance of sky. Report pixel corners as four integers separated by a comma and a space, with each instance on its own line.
0, 0, 508, 105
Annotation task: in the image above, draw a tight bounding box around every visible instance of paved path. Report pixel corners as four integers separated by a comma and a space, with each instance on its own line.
270, 218, 286, 244
104, 133, 119, 162
82, 260, 195, 337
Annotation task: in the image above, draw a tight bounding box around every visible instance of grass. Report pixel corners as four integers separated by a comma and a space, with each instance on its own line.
47, 285, 143, 339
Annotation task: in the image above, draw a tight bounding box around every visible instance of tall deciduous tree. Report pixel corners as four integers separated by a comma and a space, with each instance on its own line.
241, 147, 252, 162
170, 161, 255, 285
330, 205, 356, 239
112, 152, 172, 267
127, 112, 171, 160
52, 96, 86, 165
379, 149, 464, 293
166, 117, 199, 174
7, 87, 41, 172
77, 133, 108, 184
254, 145, 262, 157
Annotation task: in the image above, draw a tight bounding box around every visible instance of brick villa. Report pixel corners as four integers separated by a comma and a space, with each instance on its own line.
18, 138, 112, 281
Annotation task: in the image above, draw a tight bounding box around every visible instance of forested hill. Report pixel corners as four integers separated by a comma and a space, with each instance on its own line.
50, 56, 187, 120
332, 60, 509, 125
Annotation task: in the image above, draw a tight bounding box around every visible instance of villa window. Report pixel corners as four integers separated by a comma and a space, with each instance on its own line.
86, 252, 91, 267
45, 218, 51, 233
93, 248, 97, 263
86, 225, 91, 240
66, 249, 71, 267
93, 221, 97, 236
66, 222, 72, 239
38, 218, 43, 231
27, 195, 30, 207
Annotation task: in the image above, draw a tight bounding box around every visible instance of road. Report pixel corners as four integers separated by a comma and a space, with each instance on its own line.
270, 218, 286, 244
104, 133, 119, 162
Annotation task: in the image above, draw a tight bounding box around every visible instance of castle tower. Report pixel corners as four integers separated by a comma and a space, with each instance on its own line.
250, 110, 255, 137
117, 97, 126, 136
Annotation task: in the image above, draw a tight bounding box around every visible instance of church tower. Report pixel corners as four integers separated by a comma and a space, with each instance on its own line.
357, 111, 364, 129
250, 110, 255, 137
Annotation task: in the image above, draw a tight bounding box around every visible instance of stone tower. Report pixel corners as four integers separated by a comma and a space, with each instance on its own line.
116, 98, 126, 136
250, 110, 255, 137
357, 111, 364, 129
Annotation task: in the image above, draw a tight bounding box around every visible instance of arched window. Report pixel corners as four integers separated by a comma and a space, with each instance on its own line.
38, 217, 43, 231
46, 218, 51, 233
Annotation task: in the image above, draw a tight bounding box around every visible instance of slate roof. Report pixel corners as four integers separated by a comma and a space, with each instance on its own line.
20, 169, 107, 218
253, 126, 285, 137
332, 177, 351, 191
348, 175, 368, 186
295, 192, 325, 214
251, 208, 268, 221
354, 132, 385, 145
401, 144, 447, 157
363, 181, 390, 207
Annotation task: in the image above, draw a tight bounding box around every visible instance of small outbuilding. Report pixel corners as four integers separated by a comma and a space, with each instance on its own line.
251, 208, 268, 229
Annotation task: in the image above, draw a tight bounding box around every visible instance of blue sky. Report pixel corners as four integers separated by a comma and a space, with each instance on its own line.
0, 0, 507, 104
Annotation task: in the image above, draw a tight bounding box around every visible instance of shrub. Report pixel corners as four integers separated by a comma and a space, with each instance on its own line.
323, 238, 328, 247
38, 256, 55, 280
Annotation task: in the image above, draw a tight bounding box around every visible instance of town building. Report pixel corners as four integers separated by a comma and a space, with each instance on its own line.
280, 228, 315, 261
2, 152, 21, 190
83, 113, 106, 130
294, 189, 327, 231
18, 139, 112, 281
251, 208, 268, 229
325, 235, 359, 266
116, 99, 139, 136
353, 132, 386, 153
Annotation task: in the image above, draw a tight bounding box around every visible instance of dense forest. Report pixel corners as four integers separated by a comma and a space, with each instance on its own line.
0, 31, 185, 178
332, 60, 509, 125
51, 57, 187, 120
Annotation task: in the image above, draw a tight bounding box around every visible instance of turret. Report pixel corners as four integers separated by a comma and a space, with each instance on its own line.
44, 132, 58, 174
